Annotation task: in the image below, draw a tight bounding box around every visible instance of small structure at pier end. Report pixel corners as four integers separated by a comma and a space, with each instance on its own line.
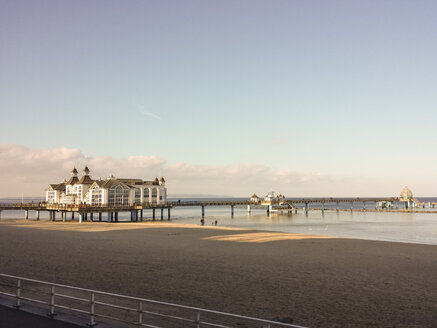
46, 167, 167, 206
400, 185, 413, 201
399, 185, 418, 208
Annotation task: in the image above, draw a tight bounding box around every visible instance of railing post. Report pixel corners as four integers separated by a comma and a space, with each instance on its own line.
195, 311, 200, 328
138, 300, 143, 327
15, 279, 21, 308
48, 286, 56, 317
88, 292, 95, 327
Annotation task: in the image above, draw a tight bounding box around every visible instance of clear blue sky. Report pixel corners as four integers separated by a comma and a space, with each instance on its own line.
1, 0, 437, 196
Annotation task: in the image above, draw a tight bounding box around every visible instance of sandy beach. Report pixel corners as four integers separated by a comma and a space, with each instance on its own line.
0, 220, 436, 327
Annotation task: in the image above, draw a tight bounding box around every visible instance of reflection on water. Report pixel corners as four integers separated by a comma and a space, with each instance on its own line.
170, 206, 437, 245
2, 203, 437, 245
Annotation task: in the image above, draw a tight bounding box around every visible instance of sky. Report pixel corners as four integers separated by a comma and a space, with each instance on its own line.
1, 0, 437, 197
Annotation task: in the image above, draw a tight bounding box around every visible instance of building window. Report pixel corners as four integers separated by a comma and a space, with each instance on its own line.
47, 191, 55, 204
92, 189, 103, 205
108, 186, 130, 205
151, 188, 158, 204
134, 188, 141, 204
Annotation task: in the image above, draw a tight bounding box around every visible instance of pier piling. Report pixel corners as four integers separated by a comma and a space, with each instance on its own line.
201, 206, 205, 218
24, 210, 28, 221
168, 208, 171, 220
152, 209, 155, 221
36, 210, 39, 221
79, 213, 83, 223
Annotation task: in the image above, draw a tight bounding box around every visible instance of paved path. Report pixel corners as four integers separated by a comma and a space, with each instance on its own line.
0, 305, 82, 328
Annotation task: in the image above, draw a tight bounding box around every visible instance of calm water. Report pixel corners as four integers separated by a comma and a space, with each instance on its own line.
2, 198, 437, 245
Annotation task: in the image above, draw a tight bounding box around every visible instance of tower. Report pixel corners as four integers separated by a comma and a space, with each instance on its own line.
83, 166, 90, 176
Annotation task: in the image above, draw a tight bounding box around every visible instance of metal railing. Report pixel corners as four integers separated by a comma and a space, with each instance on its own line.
0, 273, 307, 328
167, 200, 253, 206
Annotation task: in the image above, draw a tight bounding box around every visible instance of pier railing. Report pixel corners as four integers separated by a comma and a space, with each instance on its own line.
0, 273, 306, 328
167, 200, 253, 206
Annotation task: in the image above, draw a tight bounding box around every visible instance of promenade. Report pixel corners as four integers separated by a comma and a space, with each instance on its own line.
0, 305, 80, 328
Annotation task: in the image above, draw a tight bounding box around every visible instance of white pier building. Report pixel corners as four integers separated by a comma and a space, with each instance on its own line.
46, 167, 167, 206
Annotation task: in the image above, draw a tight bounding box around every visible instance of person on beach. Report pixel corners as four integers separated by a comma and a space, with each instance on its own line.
214, 220, 218, 226
200, 218, 205, 226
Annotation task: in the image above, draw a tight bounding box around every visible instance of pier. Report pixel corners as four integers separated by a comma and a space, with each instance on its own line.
0, 197, 418, 222
0, 203, 173, 222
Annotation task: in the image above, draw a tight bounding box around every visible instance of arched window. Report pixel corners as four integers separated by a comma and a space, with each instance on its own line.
108, 185, 130, 205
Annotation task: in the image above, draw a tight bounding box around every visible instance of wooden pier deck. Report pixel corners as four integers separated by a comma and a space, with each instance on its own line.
2, 197, 436, 222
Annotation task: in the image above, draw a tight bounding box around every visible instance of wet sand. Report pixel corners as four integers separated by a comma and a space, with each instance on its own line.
0, 220, 436, 327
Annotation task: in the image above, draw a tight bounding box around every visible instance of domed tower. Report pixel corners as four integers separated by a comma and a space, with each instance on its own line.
400, 186, 413, 201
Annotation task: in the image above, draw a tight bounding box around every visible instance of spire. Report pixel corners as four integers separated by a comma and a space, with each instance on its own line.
67, 167, 79, 185
83, 166, 90, 176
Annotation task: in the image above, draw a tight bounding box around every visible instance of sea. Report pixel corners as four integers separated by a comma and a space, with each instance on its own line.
1, 197, 437, 246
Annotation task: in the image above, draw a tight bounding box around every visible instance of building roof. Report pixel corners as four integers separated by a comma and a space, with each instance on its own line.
90, 180, 106, 188
100, 179, 132, 189
71, 167, 78, 174
77, 175, 95, 185
115, 178, 160, 186
400, 186, 413, 199
66, 176, 79, 185
160, 177, 165, 182
251, 194, 259, 198
83, 166, 90, 174
48, 183, 66, 191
